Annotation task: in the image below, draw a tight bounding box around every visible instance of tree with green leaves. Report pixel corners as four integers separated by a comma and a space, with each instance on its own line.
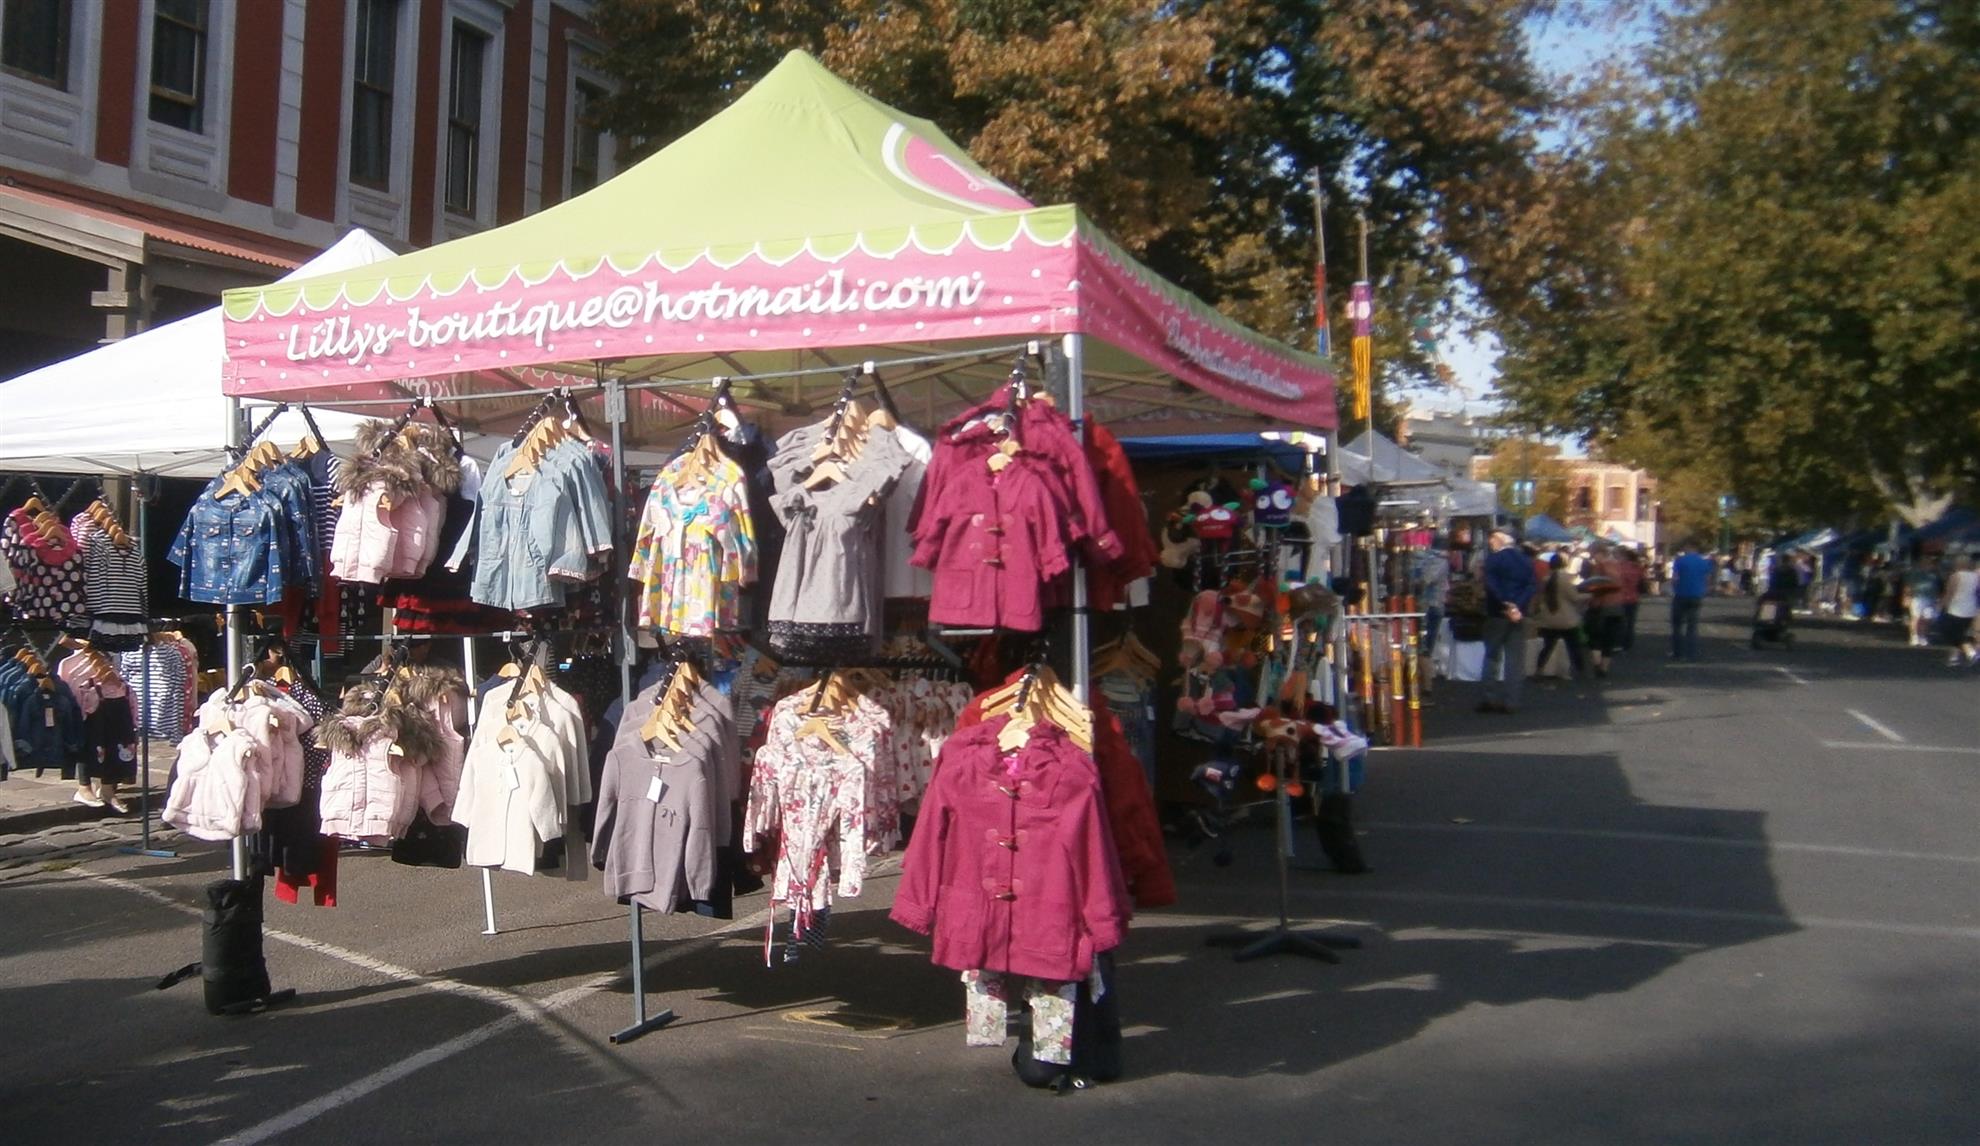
587, 0, 1561, 426
1493, 0, 1980, 529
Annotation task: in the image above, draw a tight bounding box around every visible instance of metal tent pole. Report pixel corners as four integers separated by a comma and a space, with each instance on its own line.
1064, 334, 1091, 696
604, 375, 674, 1044
225, 398, 248, 881
120, 475, 174, 859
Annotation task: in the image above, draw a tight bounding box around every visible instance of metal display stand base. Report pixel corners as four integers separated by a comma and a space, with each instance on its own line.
1206, 771, 1361, 964
1206, 927, 1360, 963
610, 904, 677, 1044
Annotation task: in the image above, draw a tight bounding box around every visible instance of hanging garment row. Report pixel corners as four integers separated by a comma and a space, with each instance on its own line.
168, 415, 332, 606
908, 361, 1156, 631
118, 630, 200, 741
0, 480, 148, 642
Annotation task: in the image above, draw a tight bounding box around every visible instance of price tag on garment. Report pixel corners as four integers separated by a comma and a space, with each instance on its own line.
502, 763, 522, 792
44, 707, 55, 728
645, 774, 667, 803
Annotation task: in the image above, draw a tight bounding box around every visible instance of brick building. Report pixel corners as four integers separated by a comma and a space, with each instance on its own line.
0, 0, 615, 375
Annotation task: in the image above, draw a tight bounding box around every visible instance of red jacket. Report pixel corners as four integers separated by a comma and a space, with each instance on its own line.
955, 672, 1175, 909
911, 390, 1123, 567
911, 447, 1077, 632
891, 720, 1131, 981
1068, 422, 1157, 612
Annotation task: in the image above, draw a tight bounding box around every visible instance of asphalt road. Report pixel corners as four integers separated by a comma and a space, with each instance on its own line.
4, 597, 1977, 1145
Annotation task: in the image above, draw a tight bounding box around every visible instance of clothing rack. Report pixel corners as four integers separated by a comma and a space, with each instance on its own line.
214, 332, 1105, 1048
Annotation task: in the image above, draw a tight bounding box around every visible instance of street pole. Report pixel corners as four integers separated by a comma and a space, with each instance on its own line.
1311, 169, 1331, 362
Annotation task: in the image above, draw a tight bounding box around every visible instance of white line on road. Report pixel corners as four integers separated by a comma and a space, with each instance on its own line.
61, 866, 771, 1146
1846, 709, 1907, 743
1774, 666, 1812, 686
1820, 740, 1980, 756
1286, 887, 1980, 944
1363, 820, 1980, 866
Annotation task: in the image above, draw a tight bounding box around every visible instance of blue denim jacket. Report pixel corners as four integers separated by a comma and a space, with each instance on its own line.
2, 661, 84, 775
169, 478, 290, 604
260, 461, 320, 591
462, 439, 613, 611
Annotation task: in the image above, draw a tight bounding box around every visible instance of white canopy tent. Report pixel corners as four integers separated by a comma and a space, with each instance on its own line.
1338, 430, 1450, 488
0, 231, 403, 478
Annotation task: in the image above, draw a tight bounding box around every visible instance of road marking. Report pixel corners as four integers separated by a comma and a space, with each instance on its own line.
1774, 666, 1811, 686
61, 866, 770, 1146
1282, 887, 1980, 943
1846, 709, 1906, 743
1362, 820, 1980, 866
77, 870, 555, 1024
1820, 741, 1980, 756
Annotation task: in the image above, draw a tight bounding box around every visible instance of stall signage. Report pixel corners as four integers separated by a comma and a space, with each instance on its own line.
278, 268, 994, 369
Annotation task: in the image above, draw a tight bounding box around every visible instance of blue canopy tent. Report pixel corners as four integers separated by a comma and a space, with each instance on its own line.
1116, 432, 1321, 471
1914, 506, 1979, 544
1523, 514, 1578, 544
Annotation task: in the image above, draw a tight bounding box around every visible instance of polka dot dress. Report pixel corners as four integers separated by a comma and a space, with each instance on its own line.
2, 509, 87, 622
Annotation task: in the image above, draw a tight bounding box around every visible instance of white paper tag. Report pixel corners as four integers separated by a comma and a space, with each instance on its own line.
502, 764, 522, 792
44, 707, 55, 728
645, 774, 666, 803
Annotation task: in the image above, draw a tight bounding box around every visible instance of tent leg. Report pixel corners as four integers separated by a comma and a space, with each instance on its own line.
1064, 334, 1091, 696
225, 397, 249, 882
120, 480, 174, 859
601, 375, 674, 1044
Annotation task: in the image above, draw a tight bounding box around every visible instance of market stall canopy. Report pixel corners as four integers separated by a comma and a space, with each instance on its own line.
0, 230, 400, 477
1337, 430, 1448, 487
1523, 514, 1578, 544
217, 51, 1334, 439
1442, 477, 1500, 518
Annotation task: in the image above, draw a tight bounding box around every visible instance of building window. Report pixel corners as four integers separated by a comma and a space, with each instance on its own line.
148, 0, 209, 132
349, 0, 399, 188
1573, 486, 1592, 513
1637, 493, 1653, 521
444, 23, 487, 215
570, 80, 605, 195
1, 0, 70, 89
1607, 485, 1626, 516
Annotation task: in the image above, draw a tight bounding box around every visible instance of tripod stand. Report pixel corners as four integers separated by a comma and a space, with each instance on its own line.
1205, 746, 1362, 962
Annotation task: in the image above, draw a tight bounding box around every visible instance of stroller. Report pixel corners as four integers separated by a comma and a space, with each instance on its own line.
1751, 594, 1794, 649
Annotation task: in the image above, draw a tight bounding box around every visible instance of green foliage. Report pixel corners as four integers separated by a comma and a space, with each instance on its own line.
587, 0, 1559, 412
1494, 0, 1980, 528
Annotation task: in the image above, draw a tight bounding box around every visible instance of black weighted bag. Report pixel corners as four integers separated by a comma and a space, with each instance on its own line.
200, 876, 274, 1014
156, 876, 292, 1015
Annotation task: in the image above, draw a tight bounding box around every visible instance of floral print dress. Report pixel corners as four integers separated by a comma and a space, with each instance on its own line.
629, 451, 756, 636
744, 690, 896, 951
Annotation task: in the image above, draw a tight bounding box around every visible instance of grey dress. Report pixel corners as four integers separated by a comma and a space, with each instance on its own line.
765, 422, 910, 659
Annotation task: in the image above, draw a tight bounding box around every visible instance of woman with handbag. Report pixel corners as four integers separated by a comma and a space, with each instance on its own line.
1529, 553, 1589, 680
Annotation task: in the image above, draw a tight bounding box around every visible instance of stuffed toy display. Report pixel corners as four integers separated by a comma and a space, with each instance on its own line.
1251, 477, 1296, 529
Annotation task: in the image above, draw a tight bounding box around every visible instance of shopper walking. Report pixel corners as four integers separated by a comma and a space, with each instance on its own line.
1477, 526, 1537, 714
1531, 553, 1589, 679
1939, 555, 1979, 667
1413, 539, 1451, 699
1616, 547, 1645, 652
1581, 546, 1625, 676
1905, 559, 1942, 647
1670, 543, 1715, 660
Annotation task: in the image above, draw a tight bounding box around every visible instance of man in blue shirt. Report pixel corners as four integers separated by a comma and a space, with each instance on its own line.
1478, 526, 1538, 713
1670, 544, 1716, 660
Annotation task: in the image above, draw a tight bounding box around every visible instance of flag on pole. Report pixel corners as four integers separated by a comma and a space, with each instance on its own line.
1349, 281, 1373, 421
1314, 260, 1331, 359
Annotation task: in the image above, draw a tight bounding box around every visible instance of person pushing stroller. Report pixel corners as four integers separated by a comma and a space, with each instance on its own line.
1753, 553, 1799, 648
